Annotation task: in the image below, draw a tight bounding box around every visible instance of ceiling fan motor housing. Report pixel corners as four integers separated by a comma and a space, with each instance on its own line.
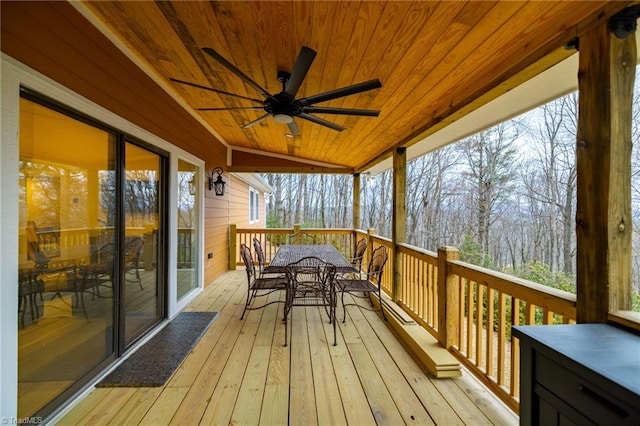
265, 92, 302, 122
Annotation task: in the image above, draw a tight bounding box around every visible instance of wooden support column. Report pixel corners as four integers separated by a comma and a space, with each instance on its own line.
353, 173, 361, 230
392, 148, 407, 302
438, 246, 460, 349
576, 11, 636, 323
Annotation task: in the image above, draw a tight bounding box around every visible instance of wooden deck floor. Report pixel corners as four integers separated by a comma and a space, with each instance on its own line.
58, 270, 518, 425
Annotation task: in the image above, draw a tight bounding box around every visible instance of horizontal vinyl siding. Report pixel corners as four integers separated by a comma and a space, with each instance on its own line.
204, 195, 229, 286
229, 175, 266, 228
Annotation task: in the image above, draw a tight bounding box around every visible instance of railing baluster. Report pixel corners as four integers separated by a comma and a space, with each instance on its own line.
510, 297, 521, 398
476, 282, 483, 368
467, 279, 473, 359
486, 287, 495, 377
497, 292, 506, 386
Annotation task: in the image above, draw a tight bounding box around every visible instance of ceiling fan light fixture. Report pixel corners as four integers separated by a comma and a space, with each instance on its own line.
273, 113, 293, 124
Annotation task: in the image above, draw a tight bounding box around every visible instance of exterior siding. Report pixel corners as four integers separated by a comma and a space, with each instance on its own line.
229, 174, 267, 229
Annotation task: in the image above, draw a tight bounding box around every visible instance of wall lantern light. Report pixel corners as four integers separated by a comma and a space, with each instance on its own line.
208, 167, 226, 196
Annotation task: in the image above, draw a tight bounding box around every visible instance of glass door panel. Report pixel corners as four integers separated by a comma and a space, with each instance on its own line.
18, 96, 116, 418
123, 142, 163, 345
177, 159, 199, 300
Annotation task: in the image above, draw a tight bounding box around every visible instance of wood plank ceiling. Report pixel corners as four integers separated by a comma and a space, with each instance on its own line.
80, 1, 627, 172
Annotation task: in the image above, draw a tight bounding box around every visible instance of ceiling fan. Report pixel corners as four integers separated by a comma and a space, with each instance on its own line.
171, 46, 382, 135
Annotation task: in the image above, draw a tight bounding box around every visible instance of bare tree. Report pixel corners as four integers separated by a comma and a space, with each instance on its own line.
459, 124, 519, 262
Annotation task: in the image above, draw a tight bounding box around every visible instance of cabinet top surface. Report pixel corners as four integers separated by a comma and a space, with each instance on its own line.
513, 324, 640, 396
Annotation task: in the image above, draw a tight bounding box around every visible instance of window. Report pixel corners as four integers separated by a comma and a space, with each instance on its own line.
250, 187, 259, 223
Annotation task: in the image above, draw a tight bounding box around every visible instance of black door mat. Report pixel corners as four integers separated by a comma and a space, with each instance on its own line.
97, 311, 218, 387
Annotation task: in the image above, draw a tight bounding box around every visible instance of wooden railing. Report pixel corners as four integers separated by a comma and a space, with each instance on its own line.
230, 226, 578, 412
230, 224, 355, 269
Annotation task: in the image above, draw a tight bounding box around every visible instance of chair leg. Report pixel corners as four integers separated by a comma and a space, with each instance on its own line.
20, 295, 26, 328
378, 288, 387, 321
135, 267, 143, 290
332, 302, 337, 346
341, 290, 348, 323
79, 291, 89, 320
240, 290, 251, 320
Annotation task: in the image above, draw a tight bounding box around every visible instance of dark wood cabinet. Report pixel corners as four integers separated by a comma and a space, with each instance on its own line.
513, 324, 640, 426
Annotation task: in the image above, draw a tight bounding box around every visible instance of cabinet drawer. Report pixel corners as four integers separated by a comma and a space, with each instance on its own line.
535, 353, 640, 425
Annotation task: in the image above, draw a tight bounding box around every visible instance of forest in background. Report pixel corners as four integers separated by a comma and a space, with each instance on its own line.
264, 82, 640, 305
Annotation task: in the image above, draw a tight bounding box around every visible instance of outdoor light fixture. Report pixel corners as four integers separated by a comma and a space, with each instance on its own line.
208, 167, 226, 196
273, 113, 293, 124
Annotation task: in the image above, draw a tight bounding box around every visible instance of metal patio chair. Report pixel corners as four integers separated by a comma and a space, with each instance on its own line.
284, 256, 338, 346
336, 245, 388, 323
239, 243, 287, 320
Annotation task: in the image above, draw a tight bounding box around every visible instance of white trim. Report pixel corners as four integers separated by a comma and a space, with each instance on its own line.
0, 53, 205, 420
0, 54, 21, 421
231, 172, 272, 194
249, 186, 260, 224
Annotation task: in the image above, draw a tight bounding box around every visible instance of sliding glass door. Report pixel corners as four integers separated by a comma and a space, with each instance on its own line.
18, 91, 167, 419
123, 142, 164, 345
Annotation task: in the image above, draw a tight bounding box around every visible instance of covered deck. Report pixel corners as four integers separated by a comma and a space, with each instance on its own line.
58, 270, 517, 425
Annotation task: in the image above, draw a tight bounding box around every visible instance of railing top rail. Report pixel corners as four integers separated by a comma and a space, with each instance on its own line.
396, 242, 437, 259
448, 259, 576, 316
370, 234, 392, 244
235, 227, 353, 233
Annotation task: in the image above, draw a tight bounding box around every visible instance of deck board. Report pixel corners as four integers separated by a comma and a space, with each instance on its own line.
59, 270, 518, 425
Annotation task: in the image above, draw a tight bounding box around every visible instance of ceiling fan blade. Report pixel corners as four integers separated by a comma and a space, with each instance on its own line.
242, 113, 271, 129
170, 78, 264, 103
299, 79, 382, 106
287, 119, 300, 135
302, 106, 380, 116
202, 47, 271, 98
197, 107, 264, 111
298, 113, 345, 132
284, 46, 317, 98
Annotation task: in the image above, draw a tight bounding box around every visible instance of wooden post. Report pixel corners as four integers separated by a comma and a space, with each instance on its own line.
353, 173, 361, 231
438, 246, 460, 349
229, 224, 237, 270
392, 147, 407, 302
576, 13, 636, 322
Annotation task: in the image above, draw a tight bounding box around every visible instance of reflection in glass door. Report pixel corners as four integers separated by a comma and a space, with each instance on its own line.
177, 159, 199, 301
123, 142, 164, 346
18, 95, 116, 418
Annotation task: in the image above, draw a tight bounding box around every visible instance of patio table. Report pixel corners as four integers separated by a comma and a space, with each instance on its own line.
263, 244, 356, 274
264, 244, 354, 347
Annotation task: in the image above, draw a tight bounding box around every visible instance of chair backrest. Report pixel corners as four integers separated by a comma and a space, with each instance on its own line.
367, 246, 389, 285
289, 232, 317, 245
240, 243, 256, 281
285, 256, 336, 289
27, 241, 50, 269
124, 236, 144, 266
26, 222, 53, 268
352, 238, 368, 272
87, 242, 116, 276
252, 237, 266, 270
